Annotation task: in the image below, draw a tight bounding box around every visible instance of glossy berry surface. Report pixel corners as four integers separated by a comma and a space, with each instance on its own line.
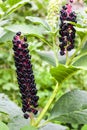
24, 113, 29, 119
59, 4, 77, 55
12, 32, 39, 119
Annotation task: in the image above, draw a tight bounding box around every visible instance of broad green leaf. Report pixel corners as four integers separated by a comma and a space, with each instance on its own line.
36, 51, 56, 66
4, 25, 50, 46
75, 27, 87, 33
20, 123, 67, 130
5, 24, 46, 36
26, 16, 50, 30
81, 42, 87, 53
50, 64, 80, 84
21, 125, 38, 130
0, 93, 22, 119
6, 0, 30, 16
0, 31, 15, 43
0, 27, 6, 38
36, 50, 67, 66
0, 28, 49, 47
75, 27, 87, 38
8, 116, 30, 130
0, 94, 30, 130
0, 121, 9, 130
40, 123, 67, 130
72, 53, 87, 70
49, 90, 87, 124
0, 20, 9, 26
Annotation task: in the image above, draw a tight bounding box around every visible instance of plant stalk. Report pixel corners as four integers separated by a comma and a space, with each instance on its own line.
66, 50, 69, 65
52, 34, 59, 66
34, 83, 59, 127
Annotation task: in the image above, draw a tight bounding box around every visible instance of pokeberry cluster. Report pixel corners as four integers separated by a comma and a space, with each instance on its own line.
12, 32, 39, 119
59, 3, 77, 55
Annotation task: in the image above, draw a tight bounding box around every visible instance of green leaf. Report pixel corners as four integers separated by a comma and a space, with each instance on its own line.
0, 121, 9, 130
0, 27, 6, 38
8, 116, 30, 130
72, 53, 87, 70
75, 27, 87, 33
36, 51, 56, 66
0, 31, 15, 43
82, 125, 87, 130
5, 24, 46, 36
6, 0, 30, 16
49, 90, 87, 124
0, 20, 9, 26
26, 16, 50, 30
4, 24, 50, 46
20, 124, 67, 130
50, 64, 80, 84
3, 83, 18, 91
0, 94, 30, 130
81, 42, 87, 53
0, 93, 22, 119
7, 0, 21, 6
40, 123, 67, 130
21, 125, 38, 130
75, 27, 87, 38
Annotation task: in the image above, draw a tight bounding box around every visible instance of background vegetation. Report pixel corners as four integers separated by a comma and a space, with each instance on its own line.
0, 0, 87, 130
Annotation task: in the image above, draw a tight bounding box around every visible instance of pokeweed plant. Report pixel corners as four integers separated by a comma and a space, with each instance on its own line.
12, 0, 87, 130
1, 0, 87, 130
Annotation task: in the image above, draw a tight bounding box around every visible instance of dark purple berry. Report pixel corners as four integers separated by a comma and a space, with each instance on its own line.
24, 37, 27, 42
27, 108, 32, 112
62, 24, 68, 30
61, 11, 67, 17
22, 108, 26, 113
71, 17, 76, 22
67, 45, 72, 51
62, 41, 67, 46
62, 6, 67, 10
17, 40, 21, 44
34, 103, 38, 108
32, 109, 38, 115
67, 17, 71, 21
70, 44, 74, 49
22, 43, 28, 48
70, 0, 73, 3
59, 44, 64, 49
24, 113, 29, 119
59, 4, 76, 55
60, 51, 65, 56
33, 95, 39, 102
69, 12, 75, 17
12, 32, 39, 119
59, 30, 63, 35
31, 88, 37, 94
16, 32, 21, 36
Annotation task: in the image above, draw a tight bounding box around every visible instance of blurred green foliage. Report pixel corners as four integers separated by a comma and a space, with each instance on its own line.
0, 1, 87, 129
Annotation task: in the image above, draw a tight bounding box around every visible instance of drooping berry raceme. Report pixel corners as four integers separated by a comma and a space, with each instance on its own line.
59, 3, 77, 55
12, 32, 39, 119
